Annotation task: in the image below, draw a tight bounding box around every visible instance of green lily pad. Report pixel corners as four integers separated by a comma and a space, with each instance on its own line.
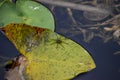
0, 0, 55, 31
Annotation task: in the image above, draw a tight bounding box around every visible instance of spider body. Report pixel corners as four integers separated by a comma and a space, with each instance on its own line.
55, 39, 63, 44
49, 35, 68, 49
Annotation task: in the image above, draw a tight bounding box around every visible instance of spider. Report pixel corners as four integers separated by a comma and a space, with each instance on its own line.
48, 34, 68, 49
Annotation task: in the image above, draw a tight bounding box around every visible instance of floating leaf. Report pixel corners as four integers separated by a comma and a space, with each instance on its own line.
0, 0, 55, 31
1, 23, 96, 80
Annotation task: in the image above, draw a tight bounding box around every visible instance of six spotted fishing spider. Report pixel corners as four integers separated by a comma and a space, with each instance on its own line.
48, 33, 69, 49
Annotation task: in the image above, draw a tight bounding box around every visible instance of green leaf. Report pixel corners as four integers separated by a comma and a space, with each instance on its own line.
0, 0, 55, 31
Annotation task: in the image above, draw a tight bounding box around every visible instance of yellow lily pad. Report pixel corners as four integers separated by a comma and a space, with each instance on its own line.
1, 23, 96, 80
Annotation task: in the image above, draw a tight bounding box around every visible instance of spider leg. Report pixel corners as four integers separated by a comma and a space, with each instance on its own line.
56, 44, 59, 49
60, 44, 64, 48
62, 41, 69, 45
49, 42, 56, 45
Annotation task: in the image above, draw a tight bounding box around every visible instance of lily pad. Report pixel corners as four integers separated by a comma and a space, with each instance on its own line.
0, 0, 55, 31
1, 23, 96, 80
